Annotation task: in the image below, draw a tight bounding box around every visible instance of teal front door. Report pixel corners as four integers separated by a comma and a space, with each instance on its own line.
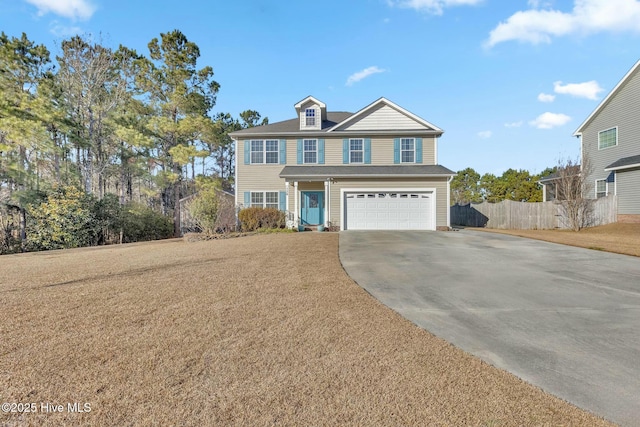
301, 191, 324, 225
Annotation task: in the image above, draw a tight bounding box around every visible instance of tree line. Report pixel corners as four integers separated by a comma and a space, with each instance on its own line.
450, 166, 556, 205
0, 30, 266, 253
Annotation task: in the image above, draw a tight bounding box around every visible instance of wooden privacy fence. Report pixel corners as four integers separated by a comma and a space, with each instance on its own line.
450, 196, 617, 229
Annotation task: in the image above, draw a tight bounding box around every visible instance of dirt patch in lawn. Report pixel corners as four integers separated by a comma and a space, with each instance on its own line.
0, 234, 613, 426
473, 222, 640, 257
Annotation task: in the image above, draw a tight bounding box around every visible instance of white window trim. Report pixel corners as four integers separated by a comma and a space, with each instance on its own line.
349, 138, 364, 164
303, 138, 318, 164
305, 108, 316, 127
250, 139, 279, 164
250, 191, 280, 209
400, 138, 416, 163
595, 179, 608, 198
598, 126, 618, 150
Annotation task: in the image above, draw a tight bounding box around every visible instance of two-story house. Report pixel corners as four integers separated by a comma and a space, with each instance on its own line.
229, 96, 455, 230
574, 59, 640, 223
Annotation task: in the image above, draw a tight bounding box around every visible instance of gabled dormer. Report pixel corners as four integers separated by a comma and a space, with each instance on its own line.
294, 96, 327, 131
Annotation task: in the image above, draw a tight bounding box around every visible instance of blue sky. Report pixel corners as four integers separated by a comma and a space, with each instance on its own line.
2, 0, 640, 175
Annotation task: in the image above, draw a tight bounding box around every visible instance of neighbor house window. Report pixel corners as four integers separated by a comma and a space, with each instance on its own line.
305, 108, 316, 126
250, 191, 279, 209
598, 127, 617, 150
250, 140, 279, 164
303, 139, 317, 164
596, 179, 607, 198
401, 138, 415, 163
350, 138, 364, 163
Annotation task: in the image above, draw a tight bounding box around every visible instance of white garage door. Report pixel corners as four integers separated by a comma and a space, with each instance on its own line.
344, 192, 434, 230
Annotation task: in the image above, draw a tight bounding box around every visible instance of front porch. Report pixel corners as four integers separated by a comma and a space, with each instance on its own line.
284, 180, 332, 229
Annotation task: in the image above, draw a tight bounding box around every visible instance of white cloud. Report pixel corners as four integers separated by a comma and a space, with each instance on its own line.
528, 0, 554, 8
538, 93, 556, 102
49, 20, 82, 37
529, 112, 571, 129
553, 80, 604, 100
486, 0, 640, 47
504, 121, 523, 128
387, 0, 482, 15
24, 0, 96, 20
477, 130, 493, 139
346, 66, 386, 86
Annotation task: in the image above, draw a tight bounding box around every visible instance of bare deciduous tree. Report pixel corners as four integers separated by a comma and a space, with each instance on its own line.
555, 156, 594, 231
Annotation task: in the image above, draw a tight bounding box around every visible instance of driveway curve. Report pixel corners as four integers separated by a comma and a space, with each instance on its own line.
339, 230, 640, 426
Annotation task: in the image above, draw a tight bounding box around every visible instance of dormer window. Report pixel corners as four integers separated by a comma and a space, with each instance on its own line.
295, 97, 326, 130
305, 108, 316, 126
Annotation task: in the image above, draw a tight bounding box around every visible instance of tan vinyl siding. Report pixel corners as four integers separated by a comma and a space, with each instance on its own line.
370, 138, 394, 164
286, 136, 438, 166
340, 105, 427, 131
581, 68, 640, 195
236, 163, 286, 208
237, 137, 445, 219
328, 178, 449, 229
369, 136, 436, 165
323, 138, 344, 165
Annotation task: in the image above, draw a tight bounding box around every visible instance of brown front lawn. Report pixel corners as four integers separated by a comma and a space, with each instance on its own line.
0, 234, 613, 426
474, 222, 640, 257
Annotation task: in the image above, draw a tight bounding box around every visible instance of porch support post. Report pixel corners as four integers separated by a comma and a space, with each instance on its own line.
285, 181, 290, 220
324, 180, 330, 227
542, 183, 547, 202
294, 181, 299, 226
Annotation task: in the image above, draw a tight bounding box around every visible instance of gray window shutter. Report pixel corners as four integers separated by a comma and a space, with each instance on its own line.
279, 191, 286, 211
416, 138, 423, 164
297, 139, 303, 164
244, 192, 250, 207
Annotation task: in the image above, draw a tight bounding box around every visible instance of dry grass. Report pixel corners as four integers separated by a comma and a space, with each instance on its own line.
474, 222, 640, 257
0, 234, 613, 426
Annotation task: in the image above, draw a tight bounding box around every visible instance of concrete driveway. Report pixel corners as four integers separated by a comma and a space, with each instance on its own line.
339, 230, 640, 426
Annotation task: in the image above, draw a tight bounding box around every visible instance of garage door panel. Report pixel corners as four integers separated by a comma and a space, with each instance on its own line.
345, 191, 434, 230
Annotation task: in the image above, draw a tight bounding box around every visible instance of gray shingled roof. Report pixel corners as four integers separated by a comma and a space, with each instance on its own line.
537, 166, 581, 183
229, 112, 353, 136
605, 154, 640, 171
279, 165, 455, 179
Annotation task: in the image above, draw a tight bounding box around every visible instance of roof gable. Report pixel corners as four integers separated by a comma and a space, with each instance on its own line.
294, 95, 326, 111
329, 97, 442, 133
574, 59, 640, 136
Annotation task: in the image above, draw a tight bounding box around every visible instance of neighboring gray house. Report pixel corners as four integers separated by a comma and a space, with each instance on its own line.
229, 96, 455, 230
573, 59, 640, 222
